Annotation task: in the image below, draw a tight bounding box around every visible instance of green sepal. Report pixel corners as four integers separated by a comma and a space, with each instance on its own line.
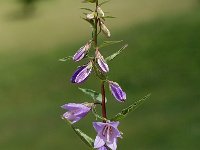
105, 44, 128, 61
59, 56, 73, 62
110, 94, 151, 121
64, 119, 94, 149
102, 16, 116, 19
99, 40, 123, 48
79, 88, 107, 103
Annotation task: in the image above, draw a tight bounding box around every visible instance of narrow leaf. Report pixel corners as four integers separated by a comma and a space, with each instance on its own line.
105, 44, 128, 61
102, 16, 116, 19
79, 88, 107, 103
63, 119, 94, 149
82, 0, 97, 3
72, 126, 94, 149
99, 40, 123, 48
111, 94, 151, 121
99, 0, 110, 6
59, 56, 72, 62
80, 8, 93, 12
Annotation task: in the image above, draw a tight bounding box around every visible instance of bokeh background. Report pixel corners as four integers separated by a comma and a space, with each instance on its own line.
0, 0, 200, 149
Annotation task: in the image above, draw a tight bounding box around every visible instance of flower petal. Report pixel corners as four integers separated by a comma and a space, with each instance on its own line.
62, 103, 91, 124
93, 122, 105, 133
94, 135, 105, 149
106, 138, 117, 150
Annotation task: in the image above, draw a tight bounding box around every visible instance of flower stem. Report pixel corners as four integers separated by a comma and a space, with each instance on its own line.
94, 0, 98, 47
101, 81, 107, 122
93, 0, 107, 122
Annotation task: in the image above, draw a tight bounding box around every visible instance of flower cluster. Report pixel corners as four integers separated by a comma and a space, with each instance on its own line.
61, 1, 129, 150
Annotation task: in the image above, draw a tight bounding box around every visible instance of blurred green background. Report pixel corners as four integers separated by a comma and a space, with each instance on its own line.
0, 0, 200, 149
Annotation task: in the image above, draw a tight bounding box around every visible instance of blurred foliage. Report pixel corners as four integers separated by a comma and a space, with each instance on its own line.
19, 0, 38, 14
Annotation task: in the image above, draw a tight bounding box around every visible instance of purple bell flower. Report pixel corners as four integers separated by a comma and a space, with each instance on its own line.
93, 121, 122, 150
73, 42, 91, 62
96, 50, 109, 73
61, 103, 91, 124
71, 61, 93, 84
108, 81, 126, 102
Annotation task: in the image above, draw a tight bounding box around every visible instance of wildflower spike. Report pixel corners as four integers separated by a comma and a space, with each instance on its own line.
61, 103, 92, 124
108, 81, 126, 102
71, 62, 93, 84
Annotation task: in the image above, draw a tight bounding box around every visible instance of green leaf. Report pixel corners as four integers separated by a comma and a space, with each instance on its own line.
82, 0, 97, 3
59, 56, 73, 62
102, 16, 116, 19
64, 119, 94, 149
99, 0, 110, 6
72, 126, 94, 149
80, 8, 93, 12
110, 94, 151, 121
99, 40, 123, 48
79, 88, 107, 103
105, 44, 128, 61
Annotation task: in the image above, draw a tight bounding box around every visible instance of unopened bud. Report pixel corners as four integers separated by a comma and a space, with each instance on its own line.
86, 12, 96, 20
96, 50, 109, 73
71, 62, 93, 84
97, 6, 104, 17
73, 42, 91, 62
108, 81, 126, 102
100, 22, 111, 38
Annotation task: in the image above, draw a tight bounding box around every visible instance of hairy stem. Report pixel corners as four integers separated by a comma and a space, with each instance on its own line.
93, 0, 98, 47
101, 81, 107, 122
93, 0, 107, 122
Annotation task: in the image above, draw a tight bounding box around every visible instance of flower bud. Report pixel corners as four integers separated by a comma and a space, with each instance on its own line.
86, 12, 96, 20
61, 103, 92, 124
73, 42, 91, 62
108, 81, 126, 102
96, 50, 109, 73
97, 6, 104, 17
100, 22, 111, 38
71, 62, 93, 84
